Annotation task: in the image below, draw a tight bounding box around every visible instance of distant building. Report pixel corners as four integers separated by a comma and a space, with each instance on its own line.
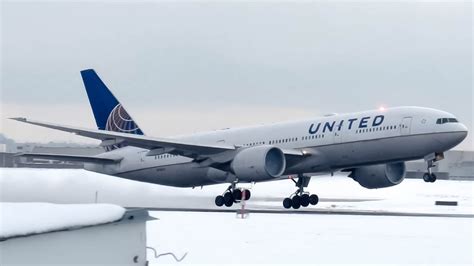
15, 145, 104, 168
406, 150, 474, 180
0, 153, 15, 168
1, 142, 103, 169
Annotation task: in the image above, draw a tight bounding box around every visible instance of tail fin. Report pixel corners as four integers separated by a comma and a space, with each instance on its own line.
80, 69, 144, 136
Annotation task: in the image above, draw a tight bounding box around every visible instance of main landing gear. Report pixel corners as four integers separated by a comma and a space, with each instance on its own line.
214, 183, 251, 207
283, 175, 319, 209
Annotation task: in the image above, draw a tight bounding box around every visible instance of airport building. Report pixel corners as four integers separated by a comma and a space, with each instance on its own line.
0, 140, 102, 169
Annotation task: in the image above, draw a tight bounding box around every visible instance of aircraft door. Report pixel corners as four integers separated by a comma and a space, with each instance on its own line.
400, 117, 412, 135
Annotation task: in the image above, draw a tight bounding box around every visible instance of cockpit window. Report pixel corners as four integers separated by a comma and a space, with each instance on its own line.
436, 118, 458, 124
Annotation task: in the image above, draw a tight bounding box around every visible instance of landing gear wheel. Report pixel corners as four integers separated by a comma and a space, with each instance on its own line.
423, 173, 431, 183
430, 173, 437, 183
224, 199, 234, 207
284, 175, 317, 210
224, 195, 234, 207
243, 189, 251, 200
309, 194, 319, 205
224, 192, 233, 204
283, 198, 292, 209
232, 189, 242, 201
215, 195, 225, 207
300, 194, 310, 207
291, 195, 301, 209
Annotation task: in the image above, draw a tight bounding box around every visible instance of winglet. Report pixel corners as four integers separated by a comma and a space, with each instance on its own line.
9, 117, 27, 122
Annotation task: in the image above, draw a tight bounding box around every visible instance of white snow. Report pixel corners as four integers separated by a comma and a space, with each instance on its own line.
0, 203, 125, 239
0, 168, 473, 264
146, 211, 473, 265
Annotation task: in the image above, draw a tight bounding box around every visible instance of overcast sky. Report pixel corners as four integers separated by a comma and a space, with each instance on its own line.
1, 1, 472, 150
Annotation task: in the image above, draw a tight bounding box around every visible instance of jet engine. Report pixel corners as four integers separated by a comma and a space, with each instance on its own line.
231, 145, 286, 182
350, 162, 406, 189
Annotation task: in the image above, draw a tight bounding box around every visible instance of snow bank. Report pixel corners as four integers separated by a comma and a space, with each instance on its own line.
0, 203, 125, 239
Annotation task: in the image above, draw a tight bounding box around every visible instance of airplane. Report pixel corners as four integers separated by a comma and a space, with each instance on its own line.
11, 69, 468, 209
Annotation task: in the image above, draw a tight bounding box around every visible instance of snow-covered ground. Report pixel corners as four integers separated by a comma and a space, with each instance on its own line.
1, 168, 473, 264
146, 211, 473, 265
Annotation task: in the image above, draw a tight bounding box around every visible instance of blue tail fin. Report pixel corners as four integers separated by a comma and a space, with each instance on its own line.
80, 69, 144, 139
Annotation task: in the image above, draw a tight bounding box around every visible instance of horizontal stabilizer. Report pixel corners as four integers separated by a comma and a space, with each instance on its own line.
15, 153, 122, 164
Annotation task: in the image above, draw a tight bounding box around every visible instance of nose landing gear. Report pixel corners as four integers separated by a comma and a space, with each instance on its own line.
423, 153, 444, 183
423, 159, 437, 183
283, 175, 319, 209
215, 183, 251, 207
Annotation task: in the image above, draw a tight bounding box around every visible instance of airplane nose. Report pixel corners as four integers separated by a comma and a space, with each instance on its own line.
436, 124, 468, 150
453, 123, 468, 144
459, 123, 468, 134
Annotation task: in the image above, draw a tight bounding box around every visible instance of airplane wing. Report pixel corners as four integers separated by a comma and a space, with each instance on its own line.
11, 117, 307, 164
10, 118, 235, 159
16, 153, 121, 164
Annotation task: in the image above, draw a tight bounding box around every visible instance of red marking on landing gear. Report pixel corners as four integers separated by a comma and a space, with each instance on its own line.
236, 189, 250, 219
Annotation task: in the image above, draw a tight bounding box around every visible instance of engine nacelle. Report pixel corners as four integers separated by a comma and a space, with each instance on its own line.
350, 162, 406, 189
231, 145, 286, 182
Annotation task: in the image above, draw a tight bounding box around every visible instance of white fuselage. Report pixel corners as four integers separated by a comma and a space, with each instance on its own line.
85, 106, 468, 187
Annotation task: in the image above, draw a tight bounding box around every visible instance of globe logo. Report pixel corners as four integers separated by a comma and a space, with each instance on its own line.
105, 104, 141, 134
104, 104, 141, 151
